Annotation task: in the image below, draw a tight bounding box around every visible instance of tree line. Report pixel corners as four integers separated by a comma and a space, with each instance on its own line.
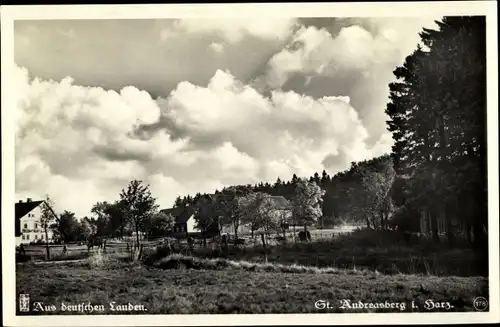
45, 177, 327, 248
172, 154, 396, 232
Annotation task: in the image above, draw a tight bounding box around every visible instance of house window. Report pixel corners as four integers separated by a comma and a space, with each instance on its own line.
35, 223, 38, 229
24, 223, 28, 229
26, 235, 30, 240
22, 235, 25, 240
34, 235, 38, 240
41, 235, 44, 240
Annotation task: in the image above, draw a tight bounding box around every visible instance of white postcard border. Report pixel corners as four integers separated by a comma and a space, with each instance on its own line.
2, 2, 498, 326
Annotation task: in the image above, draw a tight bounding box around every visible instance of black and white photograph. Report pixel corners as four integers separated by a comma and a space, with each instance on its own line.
1, 2, 498, 326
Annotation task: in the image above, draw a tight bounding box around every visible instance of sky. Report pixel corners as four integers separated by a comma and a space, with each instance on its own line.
14, 17, 441, 217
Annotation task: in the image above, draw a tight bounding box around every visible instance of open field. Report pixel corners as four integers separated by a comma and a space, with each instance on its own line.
15, 226, 356, 262
16, 229, 489, 315
18, 240, 161, 262
238, 226, 361, 240
16, 258, 488, 314
195, 229, 488, 277
19, 229, 488, 277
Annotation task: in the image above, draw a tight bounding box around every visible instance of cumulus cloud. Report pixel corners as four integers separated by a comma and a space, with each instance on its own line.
14, 18, 438, 154
15, 66, 177, 215
15, 65, 389, 217
262, 23, 404, 89
257, 18, 439, 146
209, 42, 225, 53
15, 17, 446, 217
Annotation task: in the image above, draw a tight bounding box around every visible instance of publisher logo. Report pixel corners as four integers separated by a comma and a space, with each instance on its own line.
19, 294, 30, 312
473, 297, 488, 311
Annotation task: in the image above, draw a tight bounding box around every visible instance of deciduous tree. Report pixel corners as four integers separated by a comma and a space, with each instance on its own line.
119, 180, 159, 247
292, 179, 325, 231
51, 210, 79, 243
40, 194, 57, 259
145, 211, 175, 239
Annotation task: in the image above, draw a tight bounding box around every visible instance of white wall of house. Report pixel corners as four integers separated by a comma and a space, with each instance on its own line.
186, 214, 201, 233
18, 203, 55, 244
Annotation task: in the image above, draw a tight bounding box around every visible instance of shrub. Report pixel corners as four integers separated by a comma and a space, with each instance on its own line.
87, 249, 108, 268
141, 242, 173, 265
16, 253, 32, 263
388, 206, 421, 232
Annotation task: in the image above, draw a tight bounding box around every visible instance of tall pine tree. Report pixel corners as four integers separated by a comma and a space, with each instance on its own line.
386, 16, 487, 247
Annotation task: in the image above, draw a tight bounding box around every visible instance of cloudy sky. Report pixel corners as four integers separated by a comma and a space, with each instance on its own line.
14, 16, 440, 217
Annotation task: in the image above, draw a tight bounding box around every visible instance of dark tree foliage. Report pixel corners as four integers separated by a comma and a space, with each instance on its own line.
386, 16, 487, 248
51, 210, 79, 243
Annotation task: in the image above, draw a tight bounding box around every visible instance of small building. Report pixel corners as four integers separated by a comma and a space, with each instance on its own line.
161, 206, 219, 237
15, 198, 57, 246
161, 206, 198, 235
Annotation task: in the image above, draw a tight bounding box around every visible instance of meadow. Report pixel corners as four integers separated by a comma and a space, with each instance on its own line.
16, 229, 489, 314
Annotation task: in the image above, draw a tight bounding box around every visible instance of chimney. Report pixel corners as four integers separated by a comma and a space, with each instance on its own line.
26, 198, 32, 203
18, 200, 23, 203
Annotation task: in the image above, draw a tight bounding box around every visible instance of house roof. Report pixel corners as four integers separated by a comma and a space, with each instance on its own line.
161, 206, 184, 217
160, 206, 195, 224
15, 200, 43, 236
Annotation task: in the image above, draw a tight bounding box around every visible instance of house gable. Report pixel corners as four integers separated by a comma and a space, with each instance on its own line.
160, 206, 196, 225
15, 200, 43, 236
16, 199, 58, 244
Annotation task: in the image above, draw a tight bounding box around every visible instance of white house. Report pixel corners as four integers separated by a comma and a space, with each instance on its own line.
15, 198, 57, 246
161, 206, 203, 235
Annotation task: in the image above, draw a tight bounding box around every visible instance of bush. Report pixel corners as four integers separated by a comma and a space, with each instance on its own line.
388, 206, 421, 232
141, 242, 174, 265
16, 253, 32, 263
87, 249, 108, 268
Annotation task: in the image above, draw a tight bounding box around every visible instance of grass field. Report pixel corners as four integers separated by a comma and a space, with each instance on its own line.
16, 258, 488, 314
18, 229, 488, 277
18, 240, 160, 262
193, 229, 488, 277
16, 229, 489, 314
